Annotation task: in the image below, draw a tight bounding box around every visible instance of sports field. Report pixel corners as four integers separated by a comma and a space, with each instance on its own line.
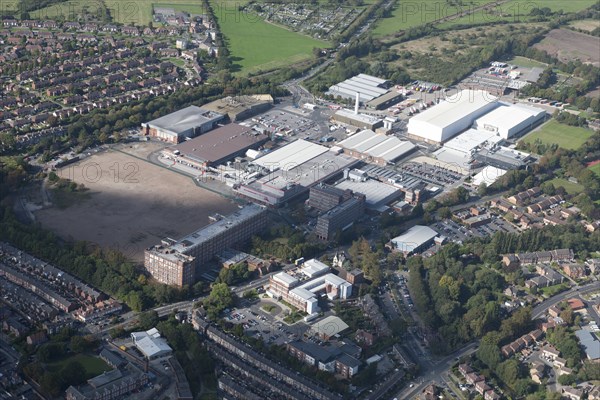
523, 120, 594, 150
210, 0, 329, 74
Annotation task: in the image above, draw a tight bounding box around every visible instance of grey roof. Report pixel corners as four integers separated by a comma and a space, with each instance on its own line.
524, 67, 544, 83
336, 353, 361, 368
100, 349, 126, 368
145, 105, 223, 135
575, 329, 600, 360
391, 225, 438, 253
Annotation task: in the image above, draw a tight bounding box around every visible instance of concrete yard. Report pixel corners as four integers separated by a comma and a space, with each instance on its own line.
35, 143, 239, 262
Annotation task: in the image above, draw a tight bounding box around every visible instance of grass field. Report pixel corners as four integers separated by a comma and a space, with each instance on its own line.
547, 178, 584, 195
505, 56, 548, 68
46, 354, 112, 378
523, 120, 594, 150
210, 0, 329, 74
589, 163, 600, 177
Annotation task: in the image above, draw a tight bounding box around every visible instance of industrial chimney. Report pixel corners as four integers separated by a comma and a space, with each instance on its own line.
354, 92, 360, 114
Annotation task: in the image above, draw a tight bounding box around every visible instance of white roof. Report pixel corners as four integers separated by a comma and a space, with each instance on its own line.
391, 225, 438, 253
328, 74, 389, 102
135, 336, 172, 358
324, 273, 351, 287
290, 287, 316, 301
444, 128, 502, 154
472, 166, 507, 186
253, 139, 328, 171
474, 103, 545, 133
301, 259, 330, 278
334, 109, 383, 125
409, 90, 498, 128
273, 272, 298, 287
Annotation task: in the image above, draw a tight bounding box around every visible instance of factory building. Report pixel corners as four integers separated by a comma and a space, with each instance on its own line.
407, 90, 498, 144
473, 103, 546, 139
474, 146, 534, 170
337, 129, 416, 166
144, 204, 268, 286
315, 194, 366, 240
335, 169, 402, 211
202, 95, 273, 122
327, 74, 390, 103
267, 259, 352, 315
332, 109, 383, 131
141, 105, 224, 143
162, 123, 268, 168
234, 140, 358, 207
366, 90, 404, 110
389, 225, 439, 255
472, 166, 507, 187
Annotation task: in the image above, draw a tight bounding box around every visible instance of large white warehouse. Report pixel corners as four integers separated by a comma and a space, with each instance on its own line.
407, 90, 498, 144
473, 103, 546, 139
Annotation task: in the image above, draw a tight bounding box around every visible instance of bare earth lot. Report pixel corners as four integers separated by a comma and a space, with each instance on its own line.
35, 144, 239, 262
534, 29, 600, 67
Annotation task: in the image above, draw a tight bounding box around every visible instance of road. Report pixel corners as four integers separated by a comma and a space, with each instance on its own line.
532, 281, 600, 318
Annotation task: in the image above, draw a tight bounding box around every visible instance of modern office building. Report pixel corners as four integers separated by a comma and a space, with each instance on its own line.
144, 204, 268, 286
315, 194, 366, 240
267, 259, 352, 314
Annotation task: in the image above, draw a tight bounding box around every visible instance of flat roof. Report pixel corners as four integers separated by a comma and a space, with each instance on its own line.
169, 204, 265, 253
408, 90, 498, 128
253, 139, 328, 172
472, 166, 507, 186
444, 128, 502, 154
334, 109, 382, 125
310, 316, 349, 337
202, 95, 272, 118
301, 259, 330, 278
145, 105, 223, 135
335, 179, 400, 208
273, 272, 298, 287
474, 103, 545, 132
391, 225, 438, 252
168, 124, 267, 164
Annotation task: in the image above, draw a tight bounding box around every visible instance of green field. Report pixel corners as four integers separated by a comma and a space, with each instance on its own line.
523, 120, 594, 150
505, 56, 548, 69
210, 0, 329, 74
438, 0, 599, 29
46, 354, 112, 379
546, 178, 584, 195
589, 163, 600, 177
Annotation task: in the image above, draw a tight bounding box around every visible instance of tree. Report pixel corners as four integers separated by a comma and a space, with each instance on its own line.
60, 360, 86, 387
139, 310, 159, 330
557, 374, 576, 386
205, 283, 234, 319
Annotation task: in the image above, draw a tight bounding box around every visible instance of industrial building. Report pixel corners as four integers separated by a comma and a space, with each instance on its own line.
389, 225, 439, 255
474, 146, 534, 170
407, 90, 498, 144
575, 329, 600, 361
473, 103, 546, 139
366, 90, 404, 110
131, 327, 173, 359
337, 129, 416, 166
202, 95, 273, 122
315, 194, 366, 240
335, 169, 402, 211
162, 123, 268, 168
332, 109, 383, 130
434, 128, 503, 170
267, 259, 352, 315
359, 164, 428, 205
327, 74, 390, 103
144, 204, 268, 286
472, 166, 507, 187
141, 105, 225, 143
234, 140, 358, 207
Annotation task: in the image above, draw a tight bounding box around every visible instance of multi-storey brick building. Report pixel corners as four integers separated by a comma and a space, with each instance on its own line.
315, 194, 365, 240
144, 204, 268, 286
308, 184, 353, 212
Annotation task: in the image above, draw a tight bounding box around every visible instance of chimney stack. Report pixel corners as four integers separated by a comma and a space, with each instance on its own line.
354, 92, 360, 115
